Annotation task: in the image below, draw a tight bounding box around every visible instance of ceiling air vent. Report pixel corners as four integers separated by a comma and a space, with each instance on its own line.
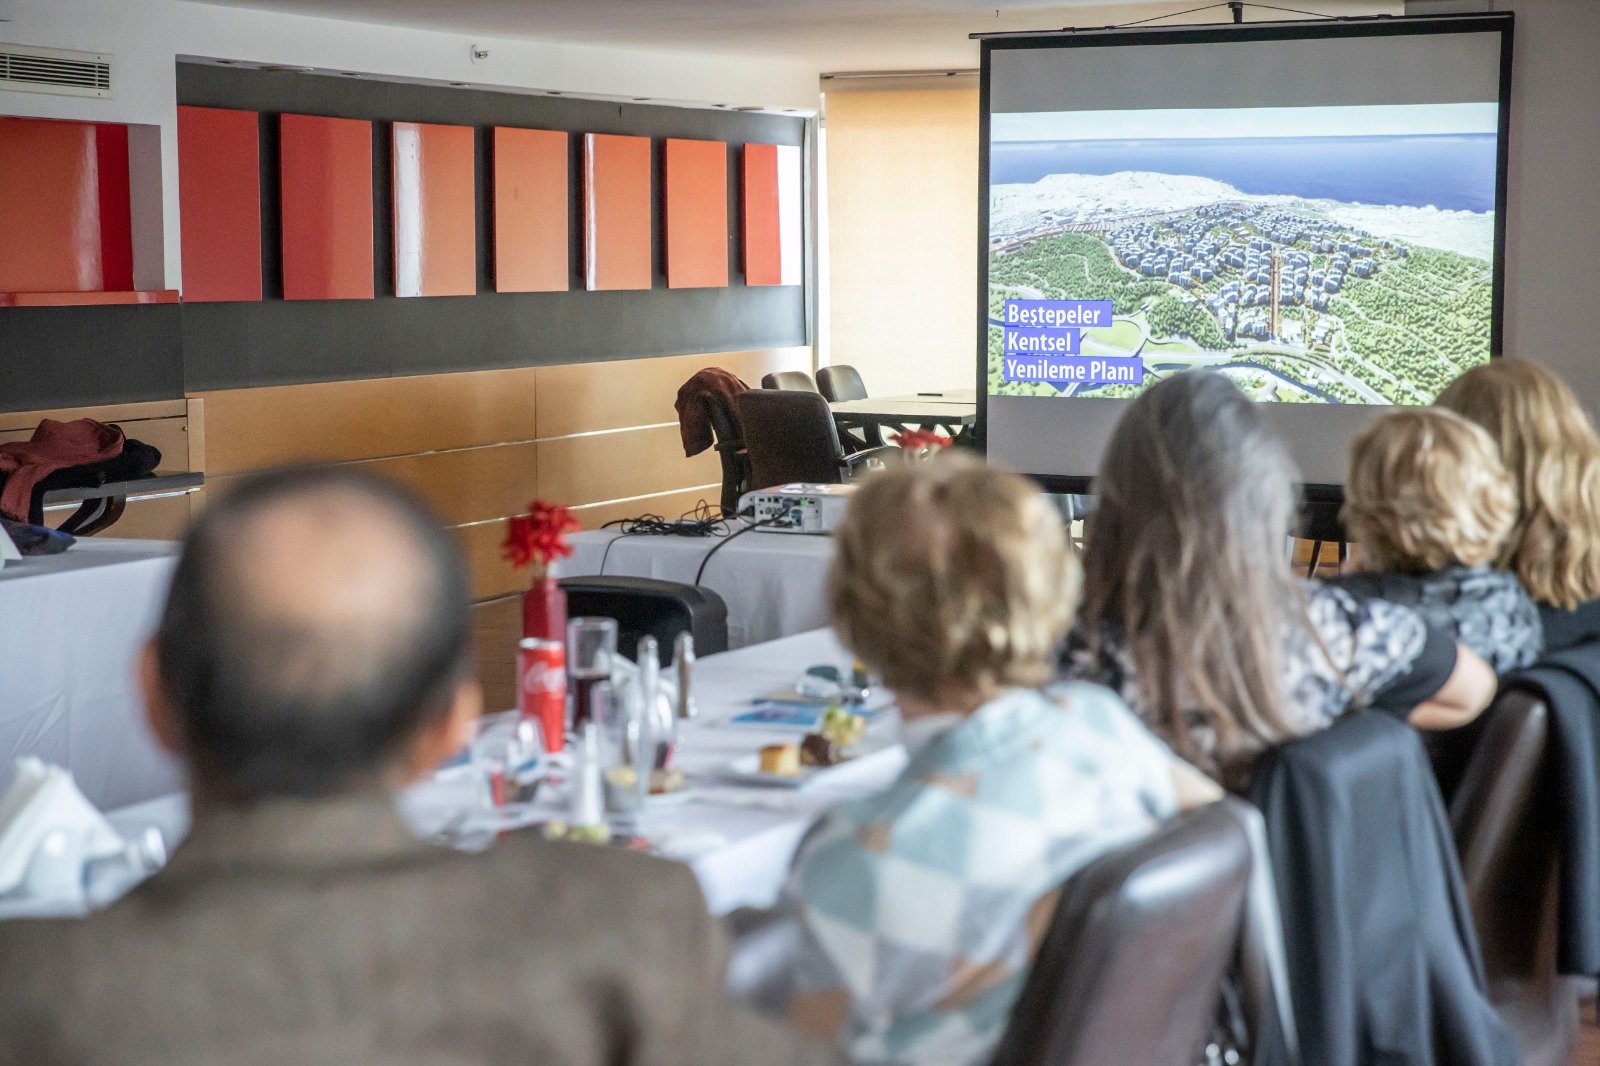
0, 43, 112, 98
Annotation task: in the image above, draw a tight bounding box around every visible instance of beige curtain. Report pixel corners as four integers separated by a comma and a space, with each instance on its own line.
824, 87, 979, 397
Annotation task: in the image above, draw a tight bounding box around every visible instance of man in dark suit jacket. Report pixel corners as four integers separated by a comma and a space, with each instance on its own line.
0, 468, 837, 1066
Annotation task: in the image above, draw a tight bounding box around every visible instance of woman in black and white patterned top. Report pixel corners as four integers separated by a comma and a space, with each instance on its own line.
1331, 407, 1543, 674
1065, 372, 1496, 788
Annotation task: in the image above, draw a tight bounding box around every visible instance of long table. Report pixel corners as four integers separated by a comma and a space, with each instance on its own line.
557, 528, 835, 649
0, 539, 183, 811
103, 629, 904, 917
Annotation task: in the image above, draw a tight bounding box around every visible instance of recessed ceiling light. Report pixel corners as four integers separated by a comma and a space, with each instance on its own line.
216, 59, 237, 65
341, 71, 362, 77
632, 97, 651, 102
733, 106, 763, 112
261, 65, 316, 74
450, 82, 468, 87
547, 90, 563, 96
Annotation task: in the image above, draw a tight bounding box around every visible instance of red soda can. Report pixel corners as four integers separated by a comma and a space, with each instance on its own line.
518, 638, 567, 753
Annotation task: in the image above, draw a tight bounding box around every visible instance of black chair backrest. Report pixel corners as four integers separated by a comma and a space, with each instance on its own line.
816, 365, 868, 403
1449, 689, 1579, 1066
761, 370, 819, 393
559, 576, 729, 663
990, 800, 1255, 1066
737, 389, 846, 489
1247, 712, 1518, 1066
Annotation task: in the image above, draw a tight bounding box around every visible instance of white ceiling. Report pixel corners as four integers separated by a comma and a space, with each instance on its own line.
185, 0, 1400, 74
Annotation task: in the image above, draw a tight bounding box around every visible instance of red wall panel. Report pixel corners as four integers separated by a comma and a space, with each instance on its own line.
582, 133, 652, 292
743, 143, 781, 287
177, 105, 263, 302
392, 121, 476, 298
280, 113, 374, 301
94, 123, 134, 292
664, 138, 728, 290
0, 117, 103, 293
493, 127, 568, 293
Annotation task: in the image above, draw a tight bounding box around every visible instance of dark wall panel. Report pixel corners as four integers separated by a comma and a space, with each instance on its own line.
0, 305, 183, 410
176, 63, 808, 392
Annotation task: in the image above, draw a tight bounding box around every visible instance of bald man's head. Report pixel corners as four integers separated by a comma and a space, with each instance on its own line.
153, 468, 472, 799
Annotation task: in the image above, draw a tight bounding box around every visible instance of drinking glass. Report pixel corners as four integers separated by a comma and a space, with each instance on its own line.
567, 617, 618, 733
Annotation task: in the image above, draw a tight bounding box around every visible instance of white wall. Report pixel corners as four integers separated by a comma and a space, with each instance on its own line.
0, 0, 822, 289
1489, 0, 1600, 408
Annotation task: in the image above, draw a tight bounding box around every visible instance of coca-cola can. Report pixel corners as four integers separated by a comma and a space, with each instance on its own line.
518, 638, 567, 753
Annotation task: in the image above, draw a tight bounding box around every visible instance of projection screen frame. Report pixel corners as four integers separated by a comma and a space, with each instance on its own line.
974, 13, 1516, 495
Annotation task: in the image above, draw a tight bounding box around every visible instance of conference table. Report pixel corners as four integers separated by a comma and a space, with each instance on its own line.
557, 527, 834, 648
828, 389, 976, 439
102, 628, 905, 917
0, 539, 183, 811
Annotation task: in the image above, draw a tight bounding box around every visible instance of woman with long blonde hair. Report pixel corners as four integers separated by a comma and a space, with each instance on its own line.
1068, 371, 1495, 787
1436, 357, 1600, 650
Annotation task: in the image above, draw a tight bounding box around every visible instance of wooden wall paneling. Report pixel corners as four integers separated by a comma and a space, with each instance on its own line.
743, 143, 781, 287
208, 441, 537, 530
192, 367, 540, 474
536, 424, 721, 508
569, 486, 718, 530
176, 106, 263, 302
664, 138, 729, 289
582, 133, 652, 291
279, 114, 374, 301
534, 346, 809, 438
453, 519, 525, 601
0, 117, 103, 293
493, 127, 568, 293
94, 123, 134, 292
392, 122, 477, 298
0, 400, 187, 432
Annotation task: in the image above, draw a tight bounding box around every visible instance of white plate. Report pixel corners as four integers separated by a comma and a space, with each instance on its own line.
720, 750, 878, 789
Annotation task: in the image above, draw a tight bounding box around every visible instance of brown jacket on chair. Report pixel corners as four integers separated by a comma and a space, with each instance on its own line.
0, 793, 840, 1066
676, 368, 749, 457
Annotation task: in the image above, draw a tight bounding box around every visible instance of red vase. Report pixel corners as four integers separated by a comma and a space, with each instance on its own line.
522, 575, 568, 643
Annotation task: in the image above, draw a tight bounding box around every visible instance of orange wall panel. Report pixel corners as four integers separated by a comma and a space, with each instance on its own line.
582, 133, 652, 291
743, 142, 781, 287
493, 127, 568, 293
279, 113, 374, 301
177, 106, 262, 302
392, 121, 477, 298
664, 138, 728, 289
0, 117, 103, 293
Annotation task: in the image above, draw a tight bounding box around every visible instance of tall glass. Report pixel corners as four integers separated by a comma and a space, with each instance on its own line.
567, 617, 618, 734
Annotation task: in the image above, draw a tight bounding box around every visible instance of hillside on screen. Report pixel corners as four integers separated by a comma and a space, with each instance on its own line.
986, 103, 1498, 404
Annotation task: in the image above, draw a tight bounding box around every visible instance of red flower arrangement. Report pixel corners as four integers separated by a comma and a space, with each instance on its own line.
502, 500, 581, 576
894, 429, 955, 452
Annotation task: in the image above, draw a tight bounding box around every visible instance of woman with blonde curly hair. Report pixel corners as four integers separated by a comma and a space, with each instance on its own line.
1331, 407, 1542, 673
755, 453, 1217, 1066
1436, 358, 1600, 651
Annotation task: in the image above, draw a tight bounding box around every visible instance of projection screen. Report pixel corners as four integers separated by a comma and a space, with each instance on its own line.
977, 15, 1513, 487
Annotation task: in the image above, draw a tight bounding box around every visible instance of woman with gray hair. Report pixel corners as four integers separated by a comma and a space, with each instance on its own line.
1066, 371, 1495, 788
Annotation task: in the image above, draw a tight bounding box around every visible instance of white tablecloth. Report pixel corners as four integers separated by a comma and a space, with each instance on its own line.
556, 528, 836, 649
0, 539, 183, 811
104, 628, 904, 917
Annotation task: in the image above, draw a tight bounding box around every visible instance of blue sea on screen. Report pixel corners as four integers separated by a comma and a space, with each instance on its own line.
990, 133, 1498, 212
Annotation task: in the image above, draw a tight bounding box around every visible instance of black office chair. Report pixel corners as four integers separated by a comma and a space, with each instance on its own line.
737, 389, 898, 490
991, 799, 1282, 1066
1447, 690, 1581, 1066
760, 370, 819, 393
816, 364, 883, 449
559, 576, 728, 664
815, 365, 866, 403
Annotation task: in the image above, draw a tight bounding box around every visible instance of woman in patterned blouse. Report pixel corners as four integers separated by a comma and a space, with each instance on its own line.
1065, 371, 1495, 788
753, 454, 1219, 1066
1332, 407, 1543, 673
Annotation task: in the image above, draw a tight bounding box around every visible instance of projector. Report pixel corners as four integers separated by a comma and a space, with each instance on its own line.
739, 484, 857, 535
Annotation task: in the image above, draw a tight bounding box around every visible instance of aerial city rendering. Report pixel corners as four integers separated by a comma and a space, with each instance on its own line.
986, 103, 1499, 405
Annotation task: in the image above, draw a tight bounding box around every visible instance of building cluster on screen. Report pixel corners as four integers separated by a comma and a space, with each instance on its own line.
1107, 204, 1409, 343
